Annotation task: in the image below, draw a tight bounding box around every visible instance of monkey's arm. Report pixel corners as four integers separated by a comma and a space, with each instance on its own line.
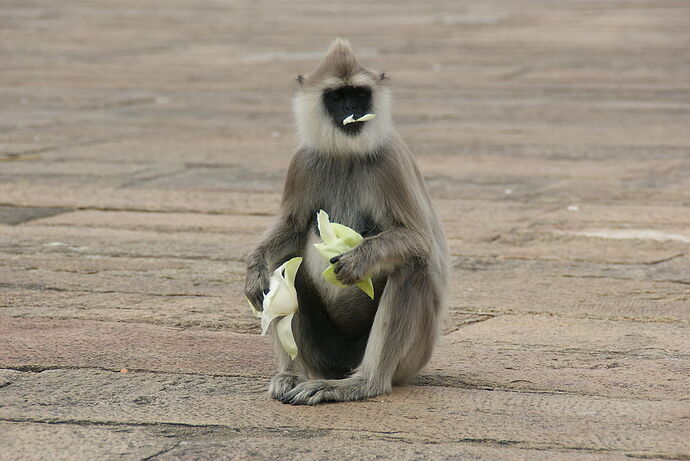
332, 149, 433, 285
245, 151, 310, 310
331, 226, 428, 285
245, 215, 306, 310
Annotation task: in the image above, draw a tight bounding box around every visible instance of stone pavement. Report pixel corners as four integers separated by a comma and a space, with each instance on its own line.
1, 0, 688, 459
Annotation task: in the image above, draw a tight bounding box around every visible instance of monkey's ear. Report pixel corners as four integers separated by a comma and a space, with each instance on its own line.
296, 74, 304, 86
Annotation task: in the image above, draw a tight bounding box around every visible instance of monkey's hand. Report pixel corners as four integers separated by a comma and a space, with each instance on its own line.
244, 266, 270, 312
330, 249, 371, 286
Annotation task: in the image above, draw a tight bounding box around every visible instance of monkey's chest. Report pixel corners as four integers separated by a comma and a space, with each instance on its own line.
305, 153, 388, 237
301, 228, 380, 338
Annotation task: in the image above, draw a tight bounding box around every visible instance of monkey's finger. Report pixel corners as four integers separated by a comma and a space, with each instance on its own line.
253, 295, 265, 310
333, 261, 344, 274
329, 254, 344, 264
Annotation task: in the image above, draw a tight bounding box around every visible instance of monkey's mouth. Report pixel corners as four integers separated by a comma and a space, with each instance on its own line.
342, 113, 376, 125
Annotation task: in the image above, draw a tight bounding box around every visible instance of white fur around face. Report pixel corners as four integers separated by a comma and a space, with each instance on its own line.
292, 77, 393, 155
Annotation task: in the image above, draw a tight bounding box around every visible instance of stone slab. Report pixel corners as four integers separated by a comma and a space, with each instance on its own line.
153, 435, 636, 461
0, 184, 281, 216
0, 318, 274, 377
0, 369, 686, 457
1, 316, 687, 401
0, 422, 641, 461
0, 421, 173, 461
449, 257, 690, 321
430, 315, 690, 400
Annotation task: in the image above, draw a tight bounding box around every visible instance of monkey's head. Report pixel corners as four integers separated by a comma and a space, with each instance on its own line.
293, 39, 393, 155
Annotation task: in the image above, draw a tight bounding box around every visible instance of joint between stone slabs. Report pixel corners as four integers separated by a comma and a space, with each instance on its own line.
0, 418, 329, 439
0, 283, 225, 298
451, 309, 688, 325
643, 253, 687, 266
444, 439, 682, 460
0, 365, 272, 379
0, 417, 239, 431
559, 273, 690, 286
0, 202, 275, 218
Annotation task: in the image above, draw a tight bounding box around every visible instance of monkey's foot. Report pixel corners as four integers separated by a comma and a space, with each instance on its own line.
268, 372, 302, 400
280, 377, 383, 405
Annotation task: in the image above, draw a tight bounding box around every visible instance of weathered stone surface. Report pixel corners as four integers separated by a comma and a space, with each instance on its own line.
430, 315, 690, 399
1, 316, 687, 401
0, 206, 70, 226
0, 422, 173, 461
448, 257, 690, 321
0, 184, 281, 216
1, 369, 687, 458
0, 224, 256, 261
1, 0, 688, 458
154, 435, 636, 461
0, 422, 638, 461
28, 210, 274, 234
0, 318, 274, 377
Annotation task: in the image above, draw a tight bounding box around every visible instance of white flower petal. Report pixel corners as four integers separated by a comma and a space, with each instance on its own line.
283, 256, 302, 286
268, 284, 297, 316
258, 256, 303, 359
317, 210, 337, 244
342, 114, 355, 125
261, 310, 279, 336
277, 313, 298, 360
313, 210, 374, 299
355, 113, 376, 122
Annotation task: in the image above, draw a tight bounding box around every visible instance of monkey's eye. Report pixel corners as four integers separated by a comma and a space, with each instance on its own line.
327, 92, 342, 102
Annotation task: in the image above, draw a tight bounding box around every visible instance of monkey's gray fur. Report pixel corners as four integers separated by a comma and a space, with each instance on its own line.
245, 39, 449, 405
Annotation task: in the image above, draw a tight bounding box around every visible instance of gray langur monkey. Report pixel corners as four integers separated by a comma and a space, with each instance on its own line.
244, 39, 449, 405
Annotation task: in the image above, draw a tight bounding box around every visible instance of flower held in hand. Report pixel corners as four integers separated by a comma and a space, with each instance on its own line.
313, 210, 374, 299
249, 257, 302, 359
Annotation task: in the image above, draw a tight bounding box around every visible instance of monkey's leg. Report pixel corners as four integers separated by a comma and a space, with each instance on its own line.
281, 265, 439, 405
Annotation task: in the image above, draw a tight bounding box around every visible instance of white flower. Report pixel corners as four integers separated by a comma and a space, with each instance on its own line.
249, 257, 302, 359
342, 113, 376, 125
313, 210, 374, 299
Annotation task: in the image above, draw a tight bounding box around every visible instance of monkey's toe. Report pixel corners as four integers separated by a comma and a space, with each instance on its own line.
268, 373, 302, 400
280, 378, 376, 405
333, 262, 362, 285
280, 381, 335, 405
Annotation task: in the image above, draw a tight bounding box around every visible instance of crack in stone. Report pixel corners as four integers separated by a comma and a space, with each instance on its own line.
0, 205, 72, 226
452, 309, 687, 325
442, 313, 496, 335
457, 253, 689, 268
0, 203, 274, 218
141, 441, 181, 461
117, 167, 189, 189
77, 97, 158, 111
0, 282, 223, 298
0, 248, 245, 264
1, 365, 271, 379
644, 254, 687, 265
560, 273, 689, 285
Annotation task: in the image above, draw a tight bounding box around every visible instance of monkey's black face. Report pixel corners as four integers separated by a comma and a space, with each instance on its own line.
322, 86, 372, 136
